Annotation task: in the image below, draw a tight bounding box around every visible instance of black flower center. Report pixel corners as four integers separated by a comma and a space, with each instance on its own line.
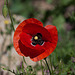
31, 33, 44, 46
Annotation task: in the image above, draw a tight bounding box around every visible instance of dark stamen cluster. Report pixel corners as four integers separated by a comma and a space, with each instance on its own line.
32, 33, 44, 45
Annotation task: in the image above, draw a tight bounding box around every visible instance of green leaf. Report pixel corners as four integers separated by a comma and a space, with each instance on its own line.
16, 67, 20, 74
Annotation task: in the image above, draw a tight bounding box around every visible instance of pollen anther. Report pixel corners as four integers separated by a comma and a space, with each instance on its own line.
34, 36, 38, 40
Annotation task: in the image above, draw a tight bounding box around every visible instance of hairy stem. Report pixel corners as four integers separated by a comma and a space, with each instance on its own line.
23, 56, 28, 66
6, 0, 15, 31
44, 58, 51, 75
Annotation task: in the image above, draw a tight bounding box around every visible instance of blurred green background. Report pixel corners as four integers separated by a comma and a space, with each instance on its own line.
0, 0, 75, 75
10, 0, 75, 74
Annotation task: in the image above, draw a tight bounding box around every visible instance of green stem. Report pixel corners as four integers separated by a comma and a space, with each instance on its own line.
44, 58, 51, 75
4, 0, 6, 5
6, 0, 15, 31
23, 56, 28, 66
8, 36, 12, 75
49, 56, 53, 74
40, 60, 44, 75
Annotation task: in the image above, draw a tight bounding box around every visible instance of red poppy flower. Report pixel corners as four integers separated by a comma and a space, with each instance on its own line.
13, 18, 58, 62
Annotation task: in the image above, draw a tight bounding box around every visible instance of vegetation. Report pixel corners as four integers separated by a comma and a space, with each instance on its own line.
0, 0, 75, 75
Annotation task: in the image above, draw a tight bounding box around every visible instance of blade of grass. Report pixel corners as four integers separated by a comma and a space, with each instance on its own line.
40, 60, 44, 75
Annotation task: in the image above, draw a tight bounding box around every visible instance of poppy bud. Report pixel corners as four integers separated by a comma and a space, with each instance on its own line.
2, 5, 8, 18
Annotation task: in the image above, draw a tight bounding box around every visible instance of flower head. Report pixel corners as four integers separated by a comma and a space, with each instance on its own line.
13, 18, 58, 62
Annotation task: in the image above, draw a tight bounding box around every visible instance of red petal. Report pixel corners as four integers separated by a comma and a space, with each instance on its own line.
13, 18, 43, 56
13, 20, 26, 56
22, 23, 51, 41
24, 18, 43, 27
31, 42, 54, 61
20, 32, 32, 46
45, 25, 58, 44
19, 40, 29, 56
31, 25, 58, 62
19, 40, 45, 58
